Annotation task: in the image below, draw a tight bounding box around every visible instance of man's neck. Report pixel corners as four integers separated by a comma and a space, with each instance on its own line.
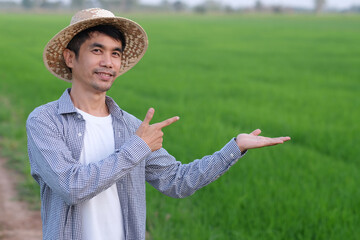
69, 86, 109, 117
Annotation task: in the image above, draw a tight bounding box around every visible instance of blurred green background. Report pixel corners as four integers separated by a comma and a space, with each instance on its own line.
0, 12, 359, 240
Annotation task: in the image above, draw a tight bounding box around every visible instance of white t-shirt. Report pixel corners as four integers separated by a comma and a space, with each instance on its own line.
77, 108, 124, 240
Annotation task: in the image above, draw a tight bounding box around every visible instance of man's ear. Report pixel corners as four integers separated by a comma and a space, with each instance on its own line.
63, 49, 75, 69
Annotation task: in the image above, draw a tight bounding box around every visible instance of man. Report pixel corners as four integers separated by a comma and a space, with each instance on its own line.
26, 8, 290, 240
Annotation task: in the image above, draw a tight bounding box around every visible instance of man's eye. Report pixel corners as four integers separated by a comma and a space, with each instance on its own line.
92, 49, 101, 54
113, 52, 121, 57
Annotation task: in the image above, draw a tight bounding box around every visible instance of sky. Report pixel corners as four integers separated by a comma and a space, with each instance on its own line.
140, 0, 360, 9
2, 0, 360, 9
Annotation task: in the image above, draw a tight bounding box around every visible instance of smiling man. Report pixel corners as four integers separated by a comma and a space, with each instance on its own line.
63, 25, 125, 116
26, 8, 290, 240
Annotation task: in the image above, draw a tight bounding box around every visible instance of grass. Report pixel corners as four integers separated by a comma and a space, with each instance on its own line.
0, 12, 359, 239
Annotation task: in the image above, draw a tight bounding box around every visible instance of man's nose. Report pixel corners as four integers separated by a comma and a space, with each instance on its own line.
100, 53, 113, 68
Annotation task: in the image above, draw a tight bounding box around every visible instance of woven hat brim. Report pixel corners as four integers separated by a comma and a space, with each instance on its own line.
43, 16, 148, 82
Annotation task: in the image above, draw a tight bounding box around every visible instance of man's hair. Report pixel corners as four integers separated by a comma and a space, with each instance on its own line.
66, 24, 126, 59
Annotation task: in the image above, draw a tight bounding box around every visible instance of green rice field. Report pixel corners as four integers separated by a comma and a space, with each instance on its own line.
0, 12, 359, 239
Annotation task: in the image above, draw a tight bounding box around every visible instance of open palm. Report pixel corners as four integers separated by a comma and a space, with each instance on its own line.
236, 129, 291, 152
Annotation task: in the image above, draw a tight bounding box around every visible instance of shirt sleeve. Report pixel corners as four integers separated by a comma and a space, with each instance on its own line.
145, 138, 246, 198
26, 116, 151, 206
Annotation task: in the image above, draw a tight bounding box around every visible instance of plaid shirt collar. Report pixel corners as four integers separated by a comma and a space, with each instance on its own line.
57, 88, 124, 119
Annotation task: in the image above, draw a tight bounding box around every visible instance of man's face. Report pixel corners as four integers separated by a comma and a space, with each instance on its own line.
66, 32, 123, 93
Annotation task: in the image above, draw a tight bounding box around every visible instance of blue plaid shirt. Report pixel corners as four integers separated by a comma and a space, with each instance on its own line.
26, 88, 245, 240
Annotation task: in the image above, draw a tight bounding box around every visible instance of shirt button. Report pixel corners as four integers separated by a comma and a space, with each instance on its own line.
78, 132, 82, 137
77, 114, 81, 119
230, 153, 234, 158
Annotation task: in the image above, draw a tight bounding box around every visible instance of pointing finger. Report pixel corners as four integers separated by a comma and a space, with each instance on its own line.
156, 116, 180, 129
143, 108, 155, 125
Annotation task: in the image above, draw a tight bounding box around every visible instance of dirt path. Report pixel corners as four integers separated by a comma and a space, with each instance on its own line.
0, 156, 42, 240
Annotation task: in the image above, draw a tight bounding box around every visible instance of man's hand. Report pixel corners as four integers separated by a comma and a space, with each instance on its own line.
136, 108, 179, 152
236, 129, 291, 152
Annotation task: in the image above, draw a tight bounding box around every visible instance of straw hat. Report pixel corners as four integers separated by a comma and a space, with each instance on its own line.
43, 8, 148, 82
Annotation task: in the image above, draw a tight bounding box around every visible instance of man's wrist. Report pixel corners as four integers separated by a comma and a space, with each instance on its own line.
235, 137, 246, 153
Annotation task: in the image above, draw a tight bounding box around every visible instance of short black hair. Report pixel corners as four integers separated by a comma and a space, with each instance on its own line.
66, 24, 126, 59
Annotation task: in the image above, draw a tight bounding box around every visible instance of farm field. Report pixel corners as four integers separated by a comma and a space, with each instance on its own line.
0, 13, 359, 239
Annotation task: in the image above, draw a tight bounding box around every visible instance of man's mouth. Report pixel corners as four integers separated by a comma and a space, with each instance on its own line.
98, 72, 112, 77
95, 70, 116, 80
